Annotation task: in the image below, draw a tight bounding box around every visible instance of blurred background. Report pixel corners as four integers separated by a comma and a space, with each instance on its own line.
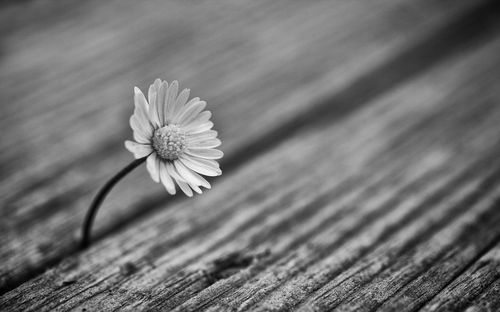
1, 0, 500, 303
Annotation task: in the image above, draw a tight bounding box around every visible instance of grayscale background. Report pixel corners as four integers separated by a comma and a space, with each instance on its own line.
1, 1, 500, 311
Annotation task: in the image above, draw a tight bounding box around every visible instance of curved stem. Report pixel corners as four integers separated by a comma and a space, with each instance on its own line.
81, 156, 148, 249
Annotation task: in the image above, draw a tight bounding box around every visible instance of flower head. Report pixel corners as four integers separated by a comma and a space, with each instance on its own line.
125, 79, 223, 197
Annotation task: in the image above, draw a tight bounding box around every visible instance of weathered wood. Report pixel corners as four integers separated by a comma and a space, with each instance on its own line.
419, 243, 500, 312
466, 274, 500, 312
2, 15, 500, 311
1, 0, 491, 295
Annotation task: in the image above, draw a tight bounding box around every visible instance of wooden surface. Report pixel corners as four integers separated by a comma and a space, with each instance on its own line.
1, 0, 500, 311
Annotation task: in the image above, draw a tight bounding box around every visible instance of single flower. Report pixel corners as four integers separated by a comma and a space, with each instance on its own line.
80, 78, 222, 248
125, 79, 223, 197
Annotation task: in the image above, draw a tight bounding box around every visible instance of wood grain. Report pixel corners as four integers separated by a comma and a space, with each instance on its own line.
419, 242, 500, 312
1, 0, 493, 295
2, 12, 500, 310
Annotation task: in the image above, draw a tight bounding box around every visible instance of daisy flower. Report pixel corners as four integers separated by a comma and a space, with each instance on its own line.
80, 79, 222, 248
125, 79, 223, 197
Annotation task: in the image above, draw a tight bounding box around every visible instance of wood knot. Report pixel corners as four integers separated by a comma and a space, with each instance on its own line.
119, 261, 138, 276
206, 249, 271, 283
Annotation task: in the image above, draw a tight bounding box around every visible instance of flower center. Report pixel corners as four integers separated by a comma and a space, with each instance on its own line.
152, 125, 187, 160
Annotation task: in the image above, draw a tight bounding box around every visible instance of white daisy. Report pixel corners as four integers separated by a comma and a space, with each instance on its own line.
124, 79, 223, 197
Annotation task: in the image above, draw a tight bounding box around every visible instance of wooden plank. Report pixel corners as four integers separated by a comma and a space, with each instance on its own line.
1, 0, 492, 293
309, 175, 500, 312
466, 276, 500, 312
418, 243, 500, 312
2, 20, 500, 312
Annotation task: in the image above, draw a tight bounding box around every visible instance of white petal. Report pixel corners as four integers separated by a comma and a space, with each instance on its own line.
169, 89, 190, 123
155, 80, 167, 126
173, 97, 198, 123
168, 81, 180, 109
165, 81, 179, 123
147, 83, 161, 128
187, 130, 218, 143
190, 183, 203, 194
189, 138, 222, 149
192, 157, 220, 170
186, 148, 223, 160
133, 108, 149, 130
148, 79, 160, 108
175, 88, 190, 111
133, 129, 150, 144
179, 156, 221, 177
190, 170, 211, 189
146, 153, 161, 183
134, 87, 150, 126
159, 161, 176, 195
185, 122, 214, 135
130, 115, 153, 142
184, 111, 211, 129
174, 160, 208, 188
176, 180, 193, 197
166, 162, 199, 195
124, 141, 152, 159
178, 101, 206, 125
166, 162, 186, 182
